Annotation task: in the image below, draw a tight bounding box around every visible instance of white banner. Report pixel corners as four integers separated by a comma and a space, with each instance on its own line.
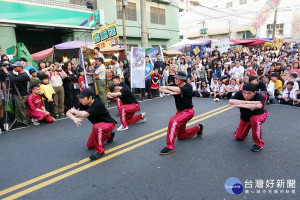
211, 39, 230, 54
130, 47, 145, 88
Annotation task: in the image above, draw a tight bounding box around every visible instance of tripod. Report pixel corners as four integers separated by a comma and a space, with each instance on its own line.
3, 76, 32, 132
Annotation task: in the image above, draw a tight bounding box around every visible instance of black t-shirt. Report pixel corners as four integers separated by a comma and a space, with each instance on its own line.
76, 98, 116, 124
231, 90, 266, 122
256, 81, 267, 92
0, 71, 6, 83
119, 86, 138, 105
9, 72, 30, 96
171, 83, 193, 111
154, 61, 165, 75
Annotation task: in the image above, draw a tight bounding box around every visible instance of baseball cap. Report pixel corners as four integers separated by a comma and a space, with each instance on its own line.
29, 69, 36, 74
174, 70, 187, 80
77, 88, 95, 98
12, 61, 24, 67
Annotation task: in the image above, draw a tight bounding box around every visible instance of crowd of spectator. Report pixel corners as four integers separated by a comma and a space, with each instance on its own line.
0, 42, 299, 132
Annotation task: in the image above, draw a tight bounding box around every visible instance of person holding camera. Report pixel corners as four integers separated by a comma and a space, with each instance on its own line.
2, 61, 31, 125
41, 62, 67, 119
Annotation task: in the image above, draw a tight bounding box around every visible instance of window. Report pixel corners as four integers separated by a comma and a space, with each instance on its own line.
240, 0, 247, 5
266, 24, 284, 38
128, 44, 139, 49
116, 0, 137, 21
150, 7, 166, 25
226, 2, 233, 8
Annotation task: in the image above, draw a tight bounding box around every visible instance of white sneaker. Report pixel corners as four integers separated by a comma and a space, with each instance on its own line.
159, 93, 163, 97
116, 124, 128, 132
31, 119, 40, 126
213, 98, 217, 102
215, 98, 219, 102
141, 112, 146, 122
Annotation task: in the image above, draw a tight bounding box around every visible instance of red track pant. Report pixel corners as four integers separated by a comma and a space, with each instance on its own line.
234, 112, 269, 147
28, 111, 54, 123
86, 122, 115, 153
166, 108, 200, 150
116, 98, 142, 128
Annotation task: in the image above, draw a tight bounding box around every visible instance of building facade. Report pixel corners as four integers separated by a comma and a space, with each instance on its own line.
179, 0, 300, 40
0, 0, 179, 54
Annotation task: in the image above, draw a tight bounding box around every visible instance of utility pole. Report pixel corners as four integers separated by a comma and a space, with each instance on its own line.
122, 0, 127, 47
272, 8, 278, 39
140, 0, 148, 47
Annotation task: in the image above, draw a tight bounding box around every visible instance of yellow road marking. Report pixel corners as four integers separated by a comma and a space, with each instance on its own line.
0, 105, 231, 198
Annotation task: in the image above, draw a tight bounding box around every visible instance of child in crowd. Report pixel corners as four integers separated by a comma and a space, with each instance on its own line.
27, 84, 54, 125
224, 78, 238, 99
256, 62, 266, 79
245, 65, 257, 76
77, 68, 86, 91
284, 73, 299, 91
198, 81, 210, 98
277, 81, 297, 106
268, 64, 276, 75
198, 67, 208, 82
40, 74, 55, 117
164, 64, 170, 86
282, 64, 292, 81
151, 68, 160, 98
271, 72, 283, 97
29, 69, 41, 88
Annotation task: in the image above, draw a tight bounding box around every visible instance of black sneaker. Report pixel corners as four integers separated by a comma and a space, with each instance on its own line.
197, 124, 204, 137
89, 152, 105, 160
160, 147, 174, 155
107, 132, 115, 143
251, 144, 263, 152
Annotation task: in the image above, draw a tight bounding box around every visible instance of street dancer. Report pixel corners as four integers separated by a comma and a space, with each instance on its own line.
107, 83, 146, 131
159, 70, 204, 155
229, 83, 269, 152
66, 88, 117, 160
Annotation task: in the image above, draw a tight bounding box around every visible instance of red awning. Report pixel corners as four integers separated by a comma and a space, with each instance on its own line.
230, 39, 256, 45
31, 48, 54, 60
245, 39, 268, 46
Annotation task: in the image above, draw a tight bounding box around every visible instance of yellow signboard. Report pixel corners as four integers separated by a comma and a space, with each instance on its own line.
92, 22, 119, 49
249, 0, 283, 35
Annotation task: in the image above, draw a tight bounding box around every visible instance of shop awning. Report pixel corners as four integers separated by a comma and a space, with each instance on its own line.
31, 48, 54, 60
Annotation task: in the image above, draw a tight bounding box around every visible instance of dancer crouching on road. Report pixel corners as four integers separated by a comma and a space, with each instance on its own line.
159, 70, 204, 155
229, 83, 269, 152
107, 84, 146, 132
66, 88, 117, 161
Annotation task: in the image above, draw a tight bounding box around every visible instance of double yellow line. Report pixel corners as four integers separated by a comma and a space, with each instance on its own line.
0, 104, 232, 200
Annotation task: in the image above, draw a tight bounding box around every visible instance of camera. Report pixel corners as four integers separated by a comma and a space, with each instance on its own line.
0, 62, 13, 71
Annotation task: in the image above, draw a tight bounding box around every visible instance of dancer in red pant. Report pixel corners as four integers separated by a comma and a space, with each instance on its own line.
229, 83, 269, 152
159, 70, 204, 155
107, 84, 146, 131
66, 88, 117, 160
27, 84, 54, 125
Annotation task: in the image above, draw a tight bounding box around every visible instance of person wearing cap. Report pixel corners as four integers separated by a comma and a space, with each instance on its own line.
1, 61, 31, 125
107, 83, 146, 132
229, 83, 269, 152
29, 68, 41, 88
158, 70, 204, 155
27, 84, 54, 125
67, 88, 117, 161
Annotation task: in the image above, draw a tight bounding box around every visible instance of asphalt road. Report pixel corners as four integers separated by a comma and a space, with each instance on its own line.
0, 96, 299, 200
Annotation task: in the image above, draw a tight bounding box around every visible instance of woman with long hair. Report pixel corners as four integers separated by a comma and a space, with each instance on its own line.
63, 62, 79, 109
85, 59, 95, 88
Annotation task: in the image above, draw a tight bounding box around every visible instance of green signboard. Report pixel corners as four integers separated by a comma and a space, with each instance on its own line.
0, 0, 92, 28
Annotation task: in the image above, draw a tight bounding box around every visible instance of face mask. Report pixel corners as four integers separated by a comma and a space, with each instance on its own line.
124, 61, 127, 65
249, 67, 253, 70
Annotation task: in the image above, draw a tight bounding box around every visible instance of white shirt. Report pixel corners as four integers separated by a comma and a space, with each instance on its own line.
210, 82, 219, 92
95, 64, 106, 80
266, 81, 275, 96
284, 80, 299, 91
282, 88, 297, 99
46, 71, 63, 87
231, 66, 244, 79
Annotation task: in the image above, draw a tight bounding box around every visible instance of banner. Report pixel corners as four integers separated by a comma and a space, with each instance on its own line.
88, 9, 105, 28
92, 22, 119, 49
146, 45, 164, 65
78, 47, 89, 88
211, 38, 230, 54
130, 47, 145, 88
249, 0, 283, 35
190, 45, 204, 57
